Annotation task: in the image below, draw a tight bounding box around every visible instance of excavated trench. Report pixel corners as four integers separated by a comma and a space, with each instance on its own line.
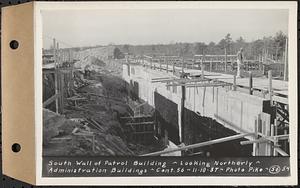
43, 67, 164, 156
43, 57, 252, 157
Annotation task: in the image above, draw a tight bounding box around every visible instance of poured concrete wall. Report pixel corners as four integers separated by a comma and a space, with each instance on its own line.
184, 85, 268, 133
123, 64, 270, 149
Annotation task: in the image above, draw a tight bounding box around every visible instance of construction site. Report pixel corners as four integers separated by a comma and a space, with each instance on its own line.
42, 36, 289, 157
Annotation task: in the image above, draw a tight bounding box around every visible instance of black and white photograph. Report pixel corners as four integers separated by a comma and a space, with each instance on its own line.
39, 2, 297, 182
42, 7, 290, 157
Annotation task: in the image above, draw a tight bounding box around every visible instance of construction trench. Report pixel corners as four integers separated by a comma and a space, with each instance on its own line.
42, 47, 289, 157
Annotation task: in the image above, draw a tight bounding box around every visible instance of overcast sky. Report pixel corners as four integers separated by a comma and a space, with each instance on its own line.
42, 9, 288, 49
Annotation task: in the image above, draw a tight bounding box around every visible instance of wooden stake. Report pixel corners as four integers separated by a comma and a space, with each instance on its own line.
268, 70, 273, 105
233, 75, 237, 91
61, 73, 65, 113
249, 71, 253, 95
271, 124, 275, 155
253, 118, 258, 156
225, 48, 227, 72
201, 54, 205, 79
160, 58, 162, 71
165, 57, 168, 72
173, 62, 175, 74
181, 57, 184, 74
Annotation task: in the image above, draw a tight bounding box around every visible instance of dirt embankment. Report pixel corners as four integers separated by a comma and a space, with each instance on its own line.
43, 65, 163, 156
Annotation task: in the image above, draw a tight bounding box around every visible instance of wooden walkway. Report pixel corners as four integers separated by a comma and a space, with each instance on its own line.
141, 60, 288, 104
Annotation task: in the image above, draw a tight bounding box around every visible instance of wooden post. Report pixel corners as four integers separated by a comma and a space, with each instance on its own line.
233, 75, 237, 91
192, 57, 195, 69
56, 42, 60, 67
273, 119, 278, 156
181, 84, 186, 144
165, 57, 168, 72
160, 58, 162, 71
253, 118, 258, 156
53, 38, 57, 67
249, 71, 253, 95
258, 54, 262, 71
201, 54, 205, 80
268, 70, 273, 105
210, 59, 213, 72
164, 129, 169, 146
68, 49, 71, 62
60, 73, 65, 113
284, 37, 288, 81
225, 48, 227, 72
270, 124, 275, 156
181, 57, 184, 74
53, 38, 59, 113
173, 62, 175, 74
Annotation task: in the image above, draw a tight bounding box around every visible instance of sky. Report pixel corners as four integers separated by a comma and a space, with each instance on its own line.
42, 9, 288, 49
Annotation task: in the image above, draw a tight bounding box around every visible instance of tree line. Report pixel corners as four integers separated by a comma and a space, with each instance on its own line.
113, 31, 287, 62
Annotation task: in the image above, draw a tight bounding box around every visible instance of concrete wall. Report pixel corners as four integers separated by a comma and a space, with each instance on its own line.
123, 64, 270, 147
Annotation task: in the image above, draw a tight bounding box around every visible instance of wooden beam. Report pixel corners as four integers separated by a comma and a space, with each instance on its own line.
257, 132, 277, 143
140, 133, 252, 156
273, 134, 289, 140
43, 69, 56, 74
166, 82, 231, 87
240, 138, 268, 145
274, 147, 289, 156
43, 94, 60, 107
233, 75, 237, 91
152, 77, 207, 83
125, 121, 154, 126
268, 70, 273, 105
133, 131, 154, 134
120, 115, 153, 119
249, 71, 253, 95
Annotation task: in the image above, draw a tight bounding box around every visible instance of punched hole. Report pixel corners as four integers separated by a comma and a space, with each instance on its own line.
9, 40, 19, 50
11, 143, 21, 153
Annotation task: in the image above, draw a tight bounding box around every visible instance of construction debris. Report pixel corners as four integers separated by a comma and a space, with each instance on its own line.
43, 54, 163, 156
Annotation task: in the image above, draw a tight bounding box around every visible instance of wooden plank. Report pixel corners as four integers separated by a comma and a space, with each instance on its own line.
167, 83, 231, 87
152, 77, 207, 83
272, 95, 288, 105
274, 147, 289, 156
140, 133, 252, 156
125, 121, 154, 126
240, 138, 268, 145
43, 94, 60, 107
133, 131, 154, 134
120, 115, 153, 119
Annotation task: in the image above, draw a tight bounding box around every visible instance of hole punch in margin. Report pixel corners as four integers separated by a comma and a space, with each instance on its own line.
12, 143, 21, 153
9, 40, 19, 50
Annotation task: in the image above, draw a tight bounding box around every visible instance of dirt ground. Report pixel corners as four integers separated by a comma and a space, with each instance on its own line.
43, 58, 164, 156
